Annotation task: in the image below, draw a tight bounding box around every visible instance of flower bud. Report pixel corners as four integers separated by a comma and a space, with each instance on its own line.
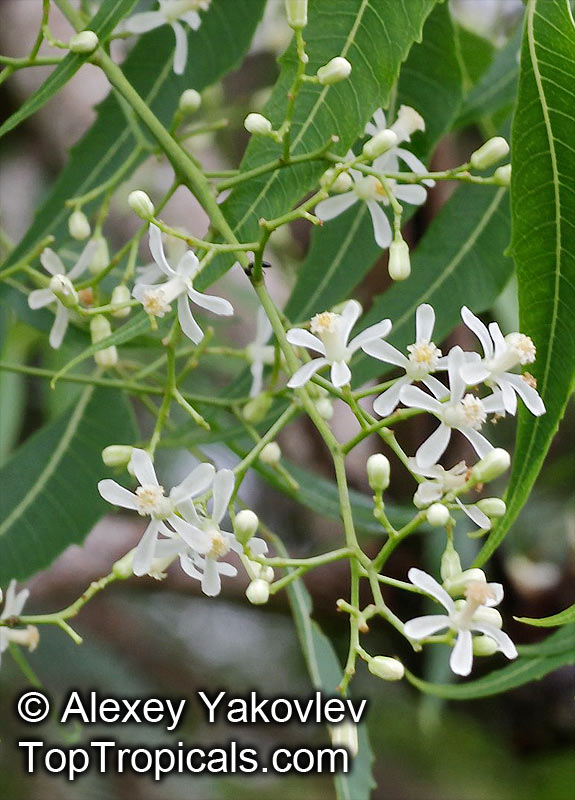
246, 579, 270, 605
366, 454, 390, 492
49, 274, 78, 308
472, 448, 510, 483
315, 397, 334, 420
128, 190, 155, 220
470, 136, 509, 170
362, 129, 398, 161
110, 284, 132, 318
391, 105, 425, 141
102, 444, 134, 468
476, 497, 506, 518
441, 541, 462, 582
320, 168, 353, 193
368, 656, 404, 681
69, 30, 99, 54
493, 164, 511, 186
68, 210, 91, 241
89, 235, 109, 274
178, 88, 202, 115
244, 113, 273, 136
90, 315, 118, 368
445, 568, 486, 596
243, 392, 273, 423
259, 565, 274, 583
316, 57, 352, 86
285, 0, 307, 28
329, 721, 358, 756
234, 509, 259, 544
259, 441, 281, 466
388, 236, 411, 280
112, 549, 136, 579
426, 503, 450, 527
472, 635, 498, 656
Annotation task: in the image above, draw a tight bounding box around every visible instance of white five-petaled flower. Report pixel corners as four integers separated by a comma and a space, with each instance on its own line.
315, 106, 430, 249
28, 240, 97, 349
133, 224, 233, 344
460, 306, 545, 416
286, 300, 392, 389
166, 468, 268, 596
98, 448, 215, 577
400, 346, 506, 468
124, 1, 211, 75
247, 308, 274, 397
363, 303, 447, 417
403, 568, 517, 676
0, 581, 39, 666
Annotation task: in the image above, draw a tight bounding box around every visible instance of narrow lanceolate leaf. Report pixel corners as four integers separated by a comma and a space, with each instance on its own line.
0, 0, 139, 138
351, 184, 512, 385
0, 0, 266, 275
198, 0, 439, 289
515, 605, 575, 628
477, 0, 575, 567
456, 24, 522, 129
404, 625, 575, 699
285, 0, 463, 321
285, 571, 375, 800
0, 388, 137, 583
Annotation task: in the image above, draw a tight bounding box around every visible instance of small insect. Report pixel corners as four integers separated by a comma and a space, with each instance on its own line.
244, 260, 272, 277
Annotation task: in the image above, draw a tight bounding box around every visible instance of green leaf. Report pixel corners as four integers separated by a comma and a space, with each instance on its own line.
285, 570, 375, 800
285, 0, 464, 322
0, 0, 139, 139
198, 0, 440, 289
0, 0, 266, 275
351, 184, 512, 385
0, 387, 137, 583
515, 605, 575, 628
404, 626, 575, 699
452, 23, 495, 91
476, 0, 575, 567
455, 24, 522, 129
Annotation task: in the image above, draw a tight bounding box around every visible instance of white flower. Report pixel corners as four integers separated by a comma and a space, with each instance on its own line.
400, 346, 506, 468
404, 568, 517, 676
124, 1, 211, 75
98, 448, 215, 576
409, 459, 468, 507
28, 240, 97, 348
246, 308, 274, 397
363, 303, 447, 417
0, 581, 39, 666
133, 224, 233, 343
167, 468, 268, 596
460, 306, 545, 416
286, 300, 391, 388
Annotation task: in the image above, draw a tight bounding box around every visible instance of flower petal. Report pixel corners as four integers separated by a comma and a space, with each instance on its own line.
255, 307, 273, 345
40, 248, 64, 276
373, 376, 410, 417
287, 358, 328, 388
415, 423, 452, 468
421, 374, 449, 399
188, 287, 233, 316
331, 360, 351, 388
395, 148, 435, 186
175, 250, 201, 280
177, 294, 203, 343
472, 623, 517, 659
286, 328, 326, 355
407, 567, 455, 613
367, 200, 392, 248
181, 10, 202, 30
414, 481, 443, 506
500, 380, 518, 415
461, 306, 493, 359
459, 427, 493, 459
450, 630, 474, 676
170, 515, 210, 553
133, 520, 161, 576
211, 468, 235, 524
149, 224, 175, 277
124, 11, 165, 33
315, 192, 357, 221
217, 561, 237, 577
67, 239, 98, 280
362, 338, 408, 367
504, 373, 546, 416
28, 288, 55, 309
460, 362, 491, 385
170, 462, 215, 504
171, 21, 188, 75
98, 480, 138, 510
49, 303, 69, 349
447, 346, 466, 402
393, 184, 427, 206
415, 303, 435, 342
455, 497, 491, 530
399, 384, 442, 414
179, 552, 203, 580
201, 558, 222, 596
403, 614, 451, 639
250, 360, 264, 398
349, 318, 392, 353
130, 448, 158, 487
339, 299, 362, 344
